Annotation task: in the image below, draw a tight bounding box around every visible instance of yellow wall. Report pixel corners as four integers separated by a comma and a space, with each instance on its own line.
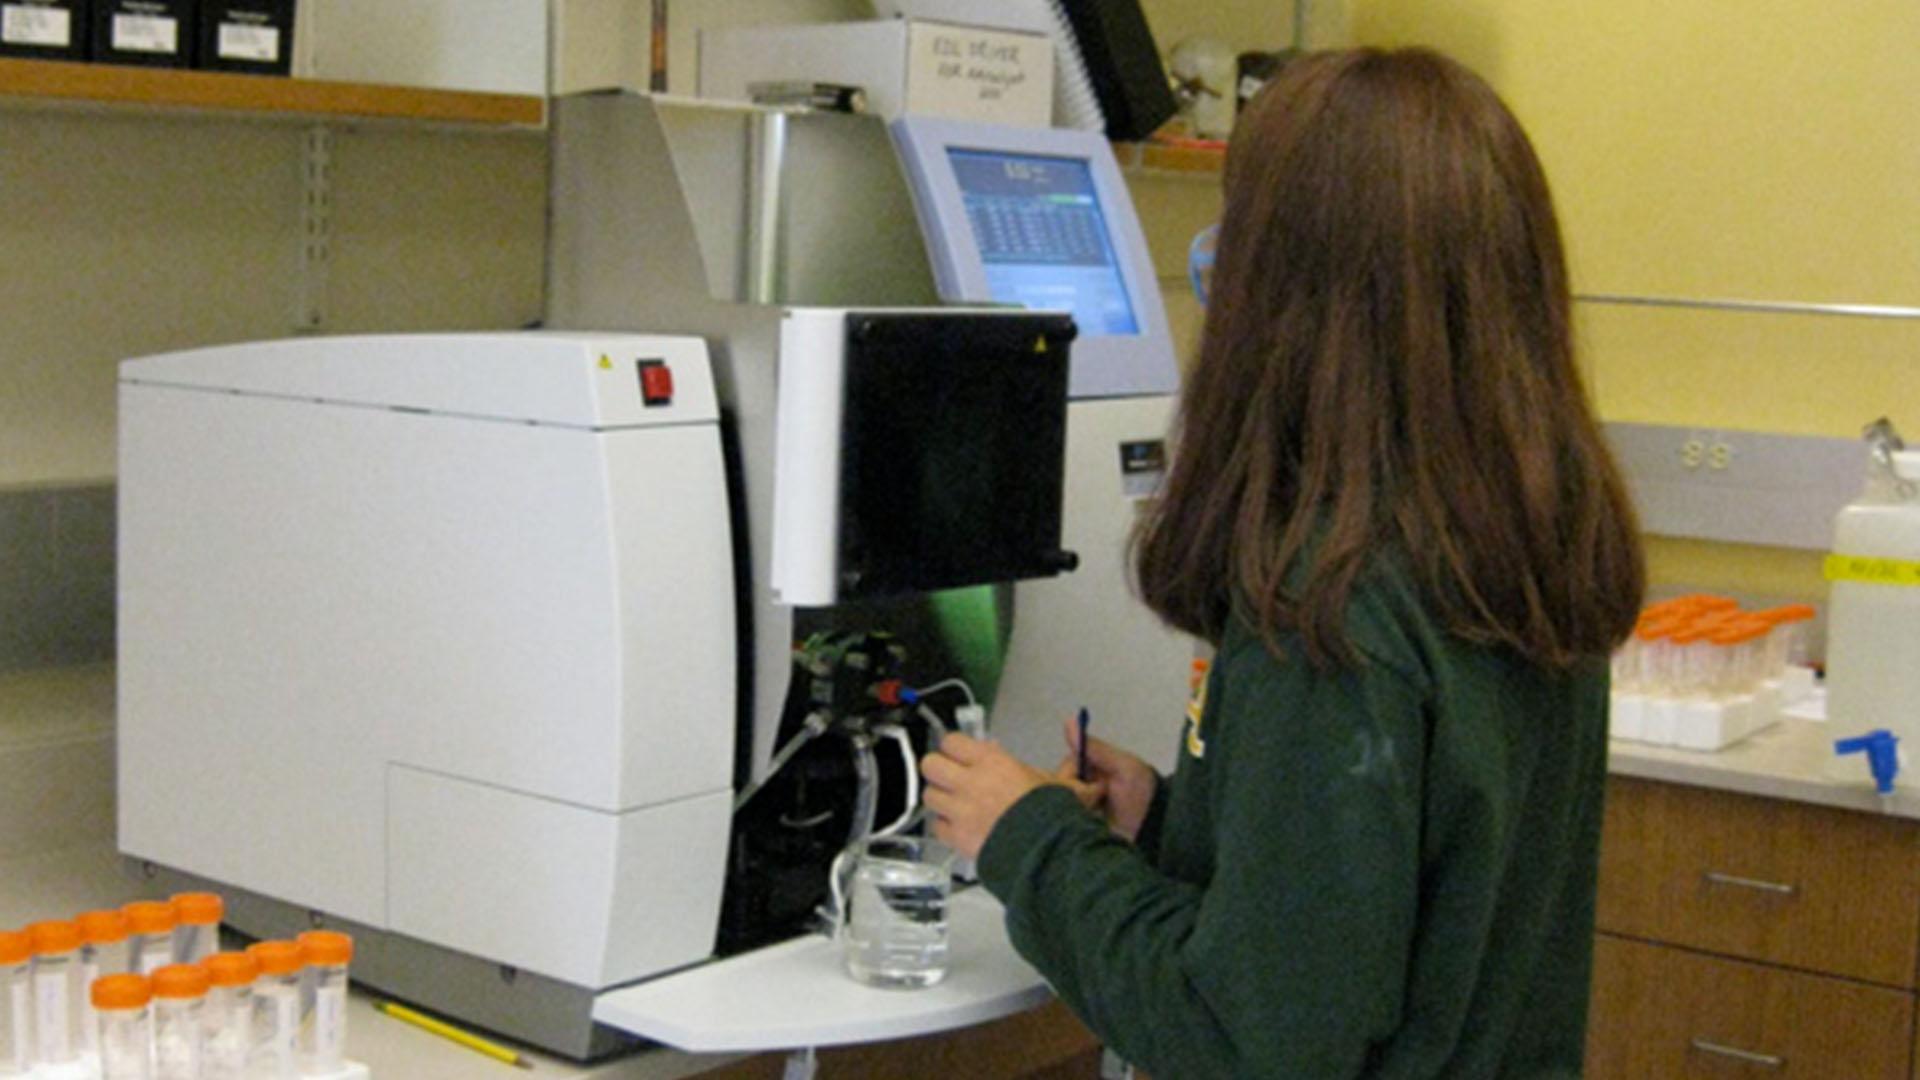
1348, 0, 1919, 602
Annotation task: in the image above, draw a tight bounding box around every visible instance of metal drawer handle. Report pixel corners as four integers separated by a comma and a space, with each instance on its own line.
1691, 1038, 1785, 1069
1703, 871, 1798, 896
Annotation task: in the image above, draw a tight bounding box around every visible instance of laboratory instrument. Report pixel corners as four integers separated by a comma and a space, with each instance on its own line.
1824, 419, 1920, 791
121, 905, 175, 977
1, 930, 29, 1077
198, 953, 255, 1080
168, 896, 221, 966
91, 976, 153, 1080
118, 94, 1189, 1058
26, 922, 83, 1074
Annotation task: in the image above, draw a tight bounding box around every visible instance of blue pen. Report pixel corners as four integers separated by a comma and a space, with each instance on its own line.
1076, 707, 1091, 782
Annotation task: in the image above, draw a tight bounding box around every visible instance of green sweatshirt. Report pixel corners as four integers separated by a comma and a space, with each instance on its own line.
978, 570, 1610, 1079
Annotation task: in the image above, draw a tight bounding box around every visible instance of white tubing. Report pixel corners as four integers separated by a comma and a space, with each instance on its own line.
734, 711, 830, 813
872, 725, 921, 838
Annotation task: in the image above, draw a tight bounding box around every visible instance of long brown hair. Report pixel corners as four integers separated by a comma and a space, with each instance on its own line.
1134, 47, 1644, 669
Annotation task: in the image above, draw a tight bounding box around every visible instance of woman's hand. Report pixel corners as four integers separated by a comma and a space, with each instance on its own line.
1059, 715, 1160, 843
921, 734, 1099, 860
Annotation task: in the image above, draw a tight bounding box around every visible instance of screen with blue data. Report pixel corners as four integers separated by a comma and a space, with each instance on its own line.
948, 150, 1141, 337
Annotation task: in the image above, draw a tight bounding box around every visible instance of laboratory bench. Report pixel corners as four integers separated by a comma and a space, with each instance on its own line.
10, 663, 1920, 1076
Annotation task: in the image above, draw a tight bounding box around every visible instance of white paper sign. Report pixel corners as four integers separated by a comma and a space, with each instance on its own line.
904, 21, 1052, 128
218, 22, 280, 62
2, 5, 72, 47
112, 13, 179, 54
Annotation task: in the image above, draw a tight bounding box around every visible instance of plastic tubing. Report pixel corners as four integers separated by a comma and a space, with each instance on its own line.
870, 725, 920, 839
848, 736, 880, 847
733, 711, 831, 813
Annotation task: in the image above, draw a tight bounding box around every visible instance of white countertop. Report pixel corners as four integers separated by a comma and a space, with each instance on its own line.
1608, 716, 1920, 819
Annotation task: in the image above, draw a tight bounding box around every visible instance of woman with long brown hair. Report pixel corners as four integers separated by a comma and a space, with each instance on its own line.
923, 47, 1643, 1077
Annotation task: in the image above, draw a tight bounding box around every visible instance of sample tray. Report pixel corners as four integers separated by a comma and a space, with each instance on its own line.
592, 888, 1051, 1052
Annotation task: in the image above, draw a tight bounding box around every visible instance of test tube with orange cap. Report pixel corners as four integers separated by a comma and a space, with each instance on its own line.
247, 940, 304, 1080
91, 974, 154, 1080
77, 909, 131, 1062
200, 952, 258, 1080
1754, 604, 1818, 679
122, 902, 177, 976
0, 929, 30, 1077
150, 964, 209, 1080
26, 920, 85, 1071
169, 894, 224, 966
298, 931, 354, 1073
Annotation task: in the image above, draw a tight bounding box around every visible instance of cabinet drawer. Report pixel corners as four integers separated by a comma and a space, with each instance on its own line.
1587, 934, 1912, 1078
1598, 777, 1920, 987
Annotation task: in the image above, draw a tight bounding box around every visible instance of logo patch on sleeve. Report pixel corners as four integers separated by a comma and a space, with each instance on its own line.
1184, 660, 1210, 759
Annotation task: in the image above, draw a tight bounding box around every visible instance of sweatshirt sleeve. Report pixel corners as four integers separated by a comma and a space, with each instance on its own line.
977, 646, 1427, 1078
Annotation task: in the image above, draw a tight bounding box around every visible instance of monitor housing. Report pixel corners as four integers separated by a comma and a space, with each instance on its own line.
892, 116, 1180, 400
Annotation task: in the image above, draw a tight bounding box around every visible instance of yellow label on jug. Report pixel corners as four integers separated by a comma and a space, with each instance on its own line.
1824, 554, 1920, 587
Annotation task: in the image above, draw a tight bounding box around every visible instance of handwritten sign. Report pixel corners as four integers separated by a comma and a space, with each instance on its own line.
905, 21, 1053, 128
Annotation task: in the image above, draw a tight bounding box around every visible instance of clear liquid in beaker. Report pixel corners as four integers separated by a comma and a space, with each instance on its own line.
845, 854, 951, 989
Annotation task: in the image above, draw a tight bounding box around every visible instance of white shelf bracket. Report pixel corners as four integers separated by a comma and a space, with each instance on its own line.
297, 123, 333, 332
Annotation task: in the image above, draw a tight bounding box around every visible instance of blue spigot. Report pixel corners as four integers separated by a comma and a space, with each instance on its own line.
1835, 729, 1902, 795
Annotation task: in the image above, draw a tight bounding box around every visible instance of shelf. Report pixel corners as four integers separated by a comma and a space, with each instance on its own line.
593, 888, 1051, 1053
0, 57, 544, 128
1116, 139, 1226, 177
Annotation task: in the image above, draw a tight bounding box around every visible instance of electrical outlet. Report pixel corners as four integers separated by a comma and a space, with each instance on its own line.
1709, 441, 1735, 470
1680, 438, 1708, 469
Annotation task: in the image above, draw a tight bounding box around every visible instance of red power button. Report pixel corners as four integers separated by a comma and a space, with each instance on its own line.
638, 360, 674, 407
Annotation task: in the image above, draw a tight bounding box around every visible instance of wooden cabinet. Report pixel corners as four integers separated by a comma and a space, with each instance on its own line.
1590, 778, 1920, 1077
1590, 934, 1912, 1078
1598, 777, 1920, 988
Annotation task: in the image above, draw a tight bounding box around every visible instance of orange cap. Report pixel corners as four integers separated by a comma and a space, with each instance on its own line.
247, 940, 304, 977
297, 931, 353, 968
1709, 619, 1771, 647
1635, 616, 1687, 643
1671, 620, 1722, 646
91, 973, 153, 1011
123, 900, 177, 935
202, 952, 261, 988
171, 893, 224, 927
0, 930, 30, 966
27, 920, 81, 955
78, 910, 130, 946
150, 963, 211, 999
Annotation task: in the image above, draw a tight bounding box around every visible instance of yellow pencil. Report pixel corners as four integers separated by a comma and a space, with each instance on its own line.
374, 1000, 535, 1070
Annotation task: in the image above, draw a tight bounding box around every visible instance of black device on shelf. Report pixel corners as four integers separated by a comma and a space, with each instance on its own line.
0, 0, 90, 61
1055, 0, 1178, 142
92, 0, 194, 67
196, 0, 292, 75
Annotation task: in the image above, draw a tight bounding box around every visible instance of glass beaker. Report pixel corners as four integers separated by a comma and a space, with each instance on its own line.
835, 836, 953, 989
